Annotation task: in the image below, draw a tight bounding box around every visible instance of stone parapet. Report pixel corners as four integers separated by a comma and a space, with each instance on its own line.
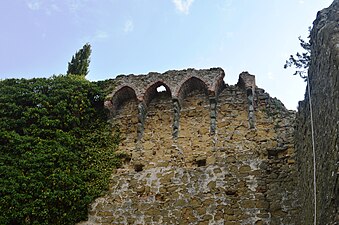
105, 68, 225, 113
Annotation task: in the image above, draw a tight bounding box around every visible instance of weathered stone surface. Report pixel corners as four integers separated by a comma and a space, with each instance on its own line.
78, 69, 299, 225
295, 1, 339, 224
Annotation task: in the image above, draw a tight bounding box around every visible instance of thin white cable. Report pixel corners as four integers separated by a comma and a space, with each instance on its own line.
307, 77, 317, 225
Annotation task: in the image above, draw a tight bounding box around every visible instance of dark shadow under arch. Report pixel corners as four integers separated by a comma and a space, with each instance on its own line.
178, 77, 209, 105
112, 86, 138, 113
143, 81, 172, 107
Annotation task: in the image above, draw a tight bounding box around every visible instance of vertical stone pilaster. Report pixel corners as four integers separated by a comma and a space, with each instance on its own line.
237, 72, 256, 129
172, 99, 181, 139
209, 97, 217, 135
137, 101, 146, 142
133, 101, 147, 168
247, 88, 255, 129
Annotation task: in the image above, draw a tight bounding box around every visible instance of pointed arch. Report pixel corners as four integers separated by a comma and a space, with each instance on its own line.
177, 77, 209, 105
143, 81, 172, 107
111, 86, 138, 113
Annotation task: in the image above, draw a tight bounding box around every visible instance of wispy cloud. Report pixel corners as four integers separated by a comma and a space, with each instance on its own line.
299, 0, 305, 4
172, 0, 194, 14
81, 30, 109, 44
26, 0, 86, 15
26, 0, 42, 10
50, 4, 59, 12
94, 31, 109, 40
68, 0, 83, 13
26, 0, 60, 15
124, 20, 134, 33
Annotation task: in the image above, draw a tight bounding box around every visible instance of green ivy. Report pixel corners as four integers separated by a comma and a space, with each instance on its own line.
0, 75, 120, 224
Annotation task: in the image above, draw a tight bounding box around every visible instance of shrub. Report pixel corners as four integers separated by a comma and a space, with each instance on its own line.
0, 75, 120, 224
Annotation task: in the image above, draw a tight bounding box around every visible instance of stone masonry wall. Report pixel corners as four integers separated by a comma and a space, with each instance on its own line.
295, 1, 339, 224
78, 69, 299, 225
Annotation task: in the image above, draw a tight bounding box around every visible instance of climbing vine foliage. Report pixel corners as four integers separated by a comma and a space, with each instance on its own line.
0, 75, 120, 224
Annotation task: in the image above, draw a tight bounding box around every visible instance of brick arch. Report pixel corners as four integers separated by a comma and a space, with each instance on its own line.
177, 77, 209, 104
110, 82, 140, 98
111, 86, 138, 113
143, 81, 172, 107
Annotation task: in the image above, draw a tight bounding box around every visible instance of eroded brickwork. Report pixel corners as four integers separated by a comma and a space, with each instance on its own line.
78, 69, 299, 225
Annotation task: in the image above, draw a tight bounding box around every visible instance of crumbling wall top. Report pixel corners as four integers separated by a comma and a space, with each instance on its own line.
105, 68, 225, 112
105, 68, 257, 114
111, 67, 224, 98
237, 71, 256, 90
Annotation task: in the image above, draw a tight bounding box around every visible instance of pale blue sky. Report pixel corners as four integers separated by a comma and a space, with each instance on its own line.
0, 0, 333, 109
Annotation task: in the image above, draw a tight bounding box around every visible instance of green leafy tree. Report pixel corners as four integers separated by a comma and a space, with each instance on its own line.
67, 43, 92, 78
284, 30, 311, 81
0, 76, 121, 224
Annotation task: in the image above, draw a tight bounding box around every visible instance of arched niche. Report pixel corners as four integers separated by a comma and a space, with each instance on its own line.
111, 86, 138, 114
142, 81, 174, 166
111, 86, 138, 153
143, 81, 172, 107
177, 77, 212, 166
177, 77, 209, 105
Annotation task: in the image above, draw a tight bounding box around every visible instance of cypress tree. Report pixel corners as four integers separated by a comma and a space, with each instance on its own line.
67, 43, 92, 77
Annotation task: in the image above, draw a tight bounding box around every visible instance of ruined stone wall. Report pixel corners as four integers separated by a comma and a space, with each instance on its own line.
78, 69, 299, 225
295, 1, 339, 224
